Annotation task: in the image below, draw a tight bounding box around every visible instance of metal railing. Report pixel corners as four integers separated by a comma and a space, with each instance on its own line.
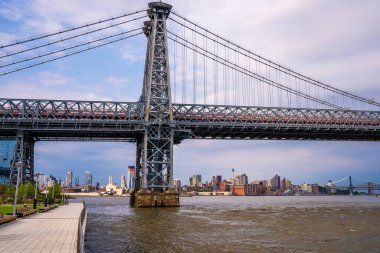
77, 201, 87, 253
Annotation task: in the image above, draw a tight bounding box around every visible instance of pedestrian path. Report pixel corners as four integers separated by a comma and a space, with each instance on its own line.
0, 203, 86, 253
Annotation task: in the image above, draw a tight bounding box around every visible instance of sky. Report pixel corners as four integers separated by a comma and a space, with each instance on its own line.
0, 0, 379, 186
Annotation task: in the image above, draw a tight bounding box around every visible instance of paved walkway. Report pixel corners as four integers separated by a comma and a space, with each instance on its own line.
0, 203, 86, 253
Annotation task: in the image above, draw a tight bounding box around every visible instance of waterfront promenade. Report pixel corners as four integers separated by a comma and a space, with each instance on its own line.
0, 203, 86, 253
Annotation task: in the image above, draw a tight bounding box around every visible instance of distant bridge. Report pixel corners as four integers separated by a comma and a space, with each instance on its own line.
330, 176, 380, 195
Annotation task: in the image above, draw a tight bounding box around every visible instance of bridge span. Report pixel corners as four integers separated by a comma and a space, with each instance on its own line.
1, 98, 379, 141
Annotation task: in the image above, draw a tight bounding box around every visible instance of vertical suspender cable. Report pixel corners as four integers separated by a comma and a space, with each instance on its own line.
192, 27, 196, 104
173, 38, 177, 103
182, 20, 186, 104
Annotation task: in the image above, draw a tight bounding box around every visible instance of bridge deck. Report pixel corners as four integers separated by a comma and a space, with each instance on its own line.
0, 203, 85, 253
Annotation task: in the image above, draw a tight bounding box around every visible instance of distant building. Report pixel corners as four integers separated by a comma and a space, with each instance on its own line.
188, 176, 193, 187
211, 175, 222, 190
66, 171, 73, 188
106, 175, 118, 195
121, 174, 126, 189
192, 174, 202, 188
74, 176, 79, 187
127, 166, 136, 190
233, 182, 267, 196
302, 183, 312, 193
220, 180, 230, 192
270, 174, 281, 190
252, 179, 260, 184
37, 174, 47, 188
235, 174, 248, 185
0, 140, 15, 185
84, 171, 93, 186
281, 177, 291, 190
174, 179, 181, 192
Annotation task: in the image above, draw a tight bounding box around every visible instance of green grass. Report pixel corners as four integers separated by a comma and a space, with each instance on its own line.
0, 202, 60, 214
0, 205, 22, 214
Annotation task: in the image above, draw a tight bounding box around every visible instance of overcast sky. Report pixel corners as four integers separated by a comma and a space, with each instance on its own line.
1, 0, 379, 186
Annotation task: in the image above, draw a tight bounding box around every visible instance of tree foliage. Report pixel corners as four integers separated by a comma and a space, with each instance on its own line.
0, 183, 5, 194
47, 183, 61, 199
5, 183, 15, 197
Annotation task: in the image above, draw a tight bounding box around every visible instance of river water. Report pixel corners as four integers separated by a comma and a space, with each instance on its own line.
77, 196, 380, 253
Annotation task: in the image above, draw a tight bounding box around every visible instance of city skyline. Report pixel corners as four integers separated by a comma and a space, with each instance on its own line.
1, 0, 380, 185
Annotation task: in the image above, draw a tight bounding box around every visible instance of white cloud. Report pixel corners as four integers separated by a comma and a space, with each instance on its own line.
120, 43, 145, 63
0, 2, 23, 21
105, 75, 130, 86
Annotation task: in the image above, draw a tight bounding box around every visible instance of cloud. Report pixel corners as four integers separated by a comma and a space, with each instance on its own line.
0, 2, 23, 21
38, 71, 74, 86
105, 75, 130, 86
120, 43, 145, 63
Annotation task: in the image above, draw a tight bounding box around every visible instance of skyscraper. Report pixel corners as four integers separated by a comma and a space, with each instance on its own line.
192, 174, 202, 188
211, 175, 222, 190
74, 176, 79, 186
271, 174, 281, 189
127, 166, 136, 189
66, 171, 73, 188
174, 179, 181, 192
0, 141, 15, 185
235, 174, 248, 185
84, 171, 93, 186
121, 174, 126, 189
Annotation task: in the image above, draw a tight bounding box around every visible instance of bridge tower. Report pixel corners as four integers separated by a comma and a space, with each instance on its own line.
9, 131, 35, 185
349, 175, 354, 195
132, 2, 179, 207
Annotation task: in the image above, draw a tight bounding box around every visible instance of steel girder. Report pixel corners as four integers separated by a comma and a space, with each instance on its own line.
9, 131, 34, 185
138, 2, 174, 191
0, 99, 144, 138
172, 104, 380, 140
0, 98, 143, 121
1, 99, 380, 140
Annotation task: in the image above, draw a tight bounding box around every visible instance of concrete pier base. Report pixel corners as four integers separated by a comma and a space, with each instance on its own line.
130, 190, 180, 207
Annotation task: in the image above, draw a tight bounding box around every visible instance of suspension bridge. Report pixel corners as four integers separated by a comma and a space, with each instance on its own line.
0, 2, 379, 206
329, 176, 380, 195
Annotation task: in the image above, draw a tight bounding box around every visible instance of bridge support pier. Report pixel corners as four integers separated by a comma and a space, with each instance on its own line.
10, 131, 35, 185
130, 189, 179, 207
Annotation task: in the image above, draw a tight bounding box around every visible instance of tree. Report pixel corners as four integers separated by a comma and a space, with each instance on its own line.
0, 183, 5, 203
0, 183, 5, 195
5, 183, 15, 200
18, 184, 25, 203
25, 182, 35, 199
47, 183, 61, 199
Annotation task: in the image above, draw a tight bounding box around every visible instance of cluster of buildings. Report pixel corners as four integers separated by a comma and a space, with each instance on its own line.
61, 166, 137, 196
179, 173, 350, 196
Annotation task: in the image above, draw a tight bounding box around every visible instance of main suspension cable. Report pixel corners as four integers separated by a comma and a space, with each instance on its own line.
0, 32, 143, 77
0, 15, 147, 59
0, 27, 142, 69
0, 9, 147, 49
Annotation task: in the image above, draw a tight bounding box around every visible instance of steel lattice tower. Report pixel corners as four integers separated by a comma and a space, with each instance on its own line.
9, 131, 34, 185
138, 2, 174, 192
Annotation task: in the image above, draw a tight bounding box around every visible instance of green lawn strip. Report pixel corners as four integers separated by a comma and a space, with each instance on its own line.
0, 205, 24, 214
0, 203, 59, 214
